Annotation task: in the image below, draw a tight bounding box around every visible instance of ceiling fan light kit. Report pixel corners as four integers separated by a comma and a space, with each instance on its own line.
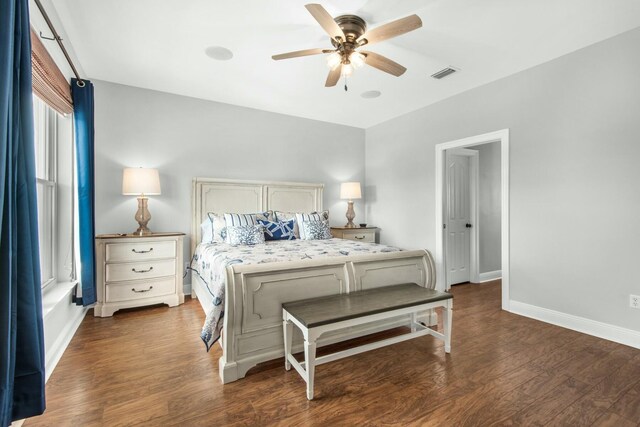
272, 4, 422, 89
327, 51, 341, 69
349, 52, 365, 68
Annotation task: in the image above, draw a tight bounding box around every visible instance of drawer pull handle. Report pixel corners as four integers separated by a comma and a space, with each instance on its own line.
131, 248, 153, 254
355, 235, 365, 240
132, 267, 154, 273
131, 286, 153, 293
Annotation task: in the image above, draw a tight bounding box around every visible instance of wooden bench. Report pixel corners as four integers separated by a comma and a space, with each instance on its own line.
282, 283, 453, 400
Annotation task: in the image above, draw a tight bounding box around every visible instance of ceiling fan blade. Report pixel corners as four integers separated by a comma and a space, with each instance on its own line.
272, 48, 332, 61
362, 51, 406, 76
357, 14, 422, 46
325, 66, 341, 87
305, 3, 346, 41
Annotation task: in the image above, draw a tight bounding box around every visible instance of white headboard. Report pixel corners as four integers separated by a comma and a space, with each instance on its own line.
191, 177, 324, 254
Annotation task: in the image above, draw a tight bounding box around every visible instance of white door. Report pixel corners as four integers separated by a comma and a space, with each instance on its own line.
445, 149, 476, 286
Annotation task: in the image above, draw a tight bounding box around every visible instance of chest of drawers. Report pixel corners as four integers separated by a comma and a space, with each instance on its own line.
94, 233, 185, 317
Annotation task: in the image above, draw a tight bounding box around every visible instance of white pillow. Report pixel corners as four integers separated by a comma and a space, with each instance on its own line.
200, 218, 214, 243
295, 211, 330, 240
207, 212, 228, 243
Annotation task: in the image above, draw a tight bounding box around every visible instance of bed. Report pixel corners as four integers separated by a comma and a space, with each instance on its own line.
190, 177, 436, 384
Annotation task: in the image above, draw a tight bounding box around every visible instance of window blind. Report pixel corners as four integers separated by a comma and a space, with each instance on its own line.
30, 28, 73, 115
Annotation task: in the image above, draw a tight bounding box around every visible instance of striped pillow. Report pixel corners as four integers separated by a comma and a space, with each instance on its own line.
223, 211, 271, 226
224, 213, 257, 227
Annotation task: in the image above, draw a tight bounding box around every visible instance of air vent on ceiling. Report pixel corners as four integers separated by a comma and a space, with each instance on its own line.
431, 67, 458, 79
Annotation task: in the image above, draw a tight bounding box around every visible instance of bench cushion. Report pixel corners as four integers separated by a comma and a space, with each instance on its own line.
283, 283, 452, 328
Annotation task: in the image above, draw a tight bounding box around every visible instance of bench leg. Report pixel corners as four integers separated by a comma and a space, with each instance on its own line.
443, 301, 452, 353
283, 318, 293, 371
304, 338, 317, 400
411, 312, 418, 332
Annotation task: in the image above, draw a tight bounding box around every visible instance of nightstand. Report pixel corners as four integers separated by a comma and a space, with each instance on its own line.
94, 232, 184, 317
330, 226, 378, 243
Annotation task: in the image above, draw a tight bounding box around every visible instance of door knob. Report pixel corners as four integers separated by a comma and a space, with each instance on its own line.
466, 223, 472, 228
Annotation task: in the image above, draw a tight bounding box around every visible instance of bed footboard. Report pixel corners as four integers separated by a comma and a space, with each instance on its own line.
218, 249, 436, 384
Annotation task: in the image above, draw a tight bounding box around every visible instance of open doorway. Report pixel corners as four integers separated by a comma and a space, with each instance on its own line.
435, 129, 510, 311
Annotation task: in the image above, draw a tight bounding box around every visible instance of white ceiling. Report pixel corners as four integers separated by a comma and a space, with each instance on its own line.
51, 0, 640, 128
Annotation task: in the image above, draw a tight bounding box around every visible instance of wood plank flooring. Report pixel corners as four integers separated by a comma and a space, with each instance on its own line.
25, 281, 640, 426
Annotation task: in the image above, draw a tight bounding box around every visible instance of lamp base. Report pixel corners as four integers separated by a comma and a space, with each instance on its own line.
344, 200, 357, 228
133, 196, 153, 235
132, 226, 153, 236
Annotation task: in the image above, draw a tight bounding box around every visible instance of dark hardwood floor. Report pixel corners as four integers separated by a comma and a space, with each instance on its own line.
26, 281, 640, 426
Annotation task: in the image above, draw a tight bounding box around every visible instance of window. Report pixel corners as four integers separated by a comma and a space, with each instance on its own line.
33, 95, 57, 289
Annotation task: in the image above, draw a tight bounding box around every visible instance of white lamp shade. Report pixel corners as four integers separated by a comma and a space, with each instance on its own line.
340, 182, 362, 200
122, 168, 161, 196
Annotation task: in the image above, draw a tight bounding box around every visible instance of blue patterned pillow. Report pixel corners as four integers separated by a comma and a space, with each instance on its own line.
296, 211, 330, 239
227, 224, 266, 246
301, 220, 332, 240
257, 219, 296, 241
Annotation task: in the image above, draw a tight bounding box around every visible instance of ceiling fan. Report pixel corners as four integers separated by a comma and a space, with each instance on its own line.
272, 4, 422, 89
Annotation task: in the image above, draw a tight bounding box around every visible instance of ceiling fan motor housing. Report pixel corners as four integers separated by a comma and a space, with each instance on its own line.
333, 15, 367, 45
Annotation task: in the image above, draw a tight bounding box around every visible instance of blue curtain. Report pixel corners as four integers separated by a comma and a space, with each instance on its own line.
0, 0, 47, 424
71, 78, 96, 306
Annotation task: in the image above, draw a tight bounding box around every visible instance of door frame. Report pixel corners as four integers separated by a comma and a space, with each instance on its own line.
435, 129, 510, 311
445, 148, 480, 286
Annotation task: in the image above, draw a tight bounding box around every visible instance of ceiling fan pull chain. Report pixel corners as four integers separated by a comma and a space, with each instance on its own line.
344, 76, 348, 92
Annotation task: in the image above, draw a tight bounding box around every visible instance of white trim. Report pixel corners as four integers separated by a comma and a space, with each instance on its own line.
470, 152, 479, 284
478, 270, 502, 282
45, 305, 88, 382
42, 280, 77, 318
34, 96, 59, 290
435, 129, 510, 311
42, 281, 86, 383
510, 300, 640, 349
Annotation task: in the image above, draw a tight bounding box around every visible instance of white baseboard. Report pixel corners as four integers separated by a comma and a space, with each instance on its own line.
510, 300, 640, 349
479, 270, 502, 282
45, 305, 88, 382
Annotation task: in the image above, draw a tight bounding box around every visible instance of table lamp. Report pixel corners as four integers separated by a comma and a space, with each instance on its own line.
122, 167, 161, 235
340, 182, 362, 228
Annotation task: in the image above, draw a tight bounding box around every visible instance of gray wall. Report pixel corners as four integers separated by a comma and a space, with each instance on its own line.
471, 142, 501, 274
365, 27, 640, 332
93, 80, 366, 273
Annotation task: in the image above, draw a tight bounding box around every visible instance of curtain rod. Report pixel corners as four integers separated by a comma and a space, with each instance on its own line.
33, 0, 85, 87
